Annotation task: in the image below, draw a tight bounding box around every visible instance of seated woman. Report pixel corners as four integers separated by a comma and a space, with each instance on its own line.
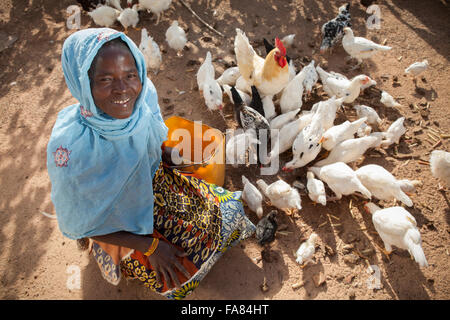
47, 28, 255, 300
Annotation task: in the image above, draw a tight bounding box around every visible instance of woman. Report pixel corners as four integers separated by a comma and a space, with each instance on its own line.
47, 28, 255, 299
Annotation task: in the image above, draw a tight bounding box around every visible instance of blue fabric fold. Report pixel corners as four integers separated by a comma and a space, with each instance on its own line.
47, 28, 168, 240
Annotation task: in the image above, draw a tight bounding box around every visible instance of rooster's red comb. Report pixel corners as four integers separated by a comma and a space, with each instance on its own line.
275, 37, 286, 56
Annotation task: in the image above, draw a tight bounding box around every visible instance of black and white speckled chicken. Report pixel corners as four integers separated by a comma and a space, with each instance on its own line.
320, 3, 351, 53
231, 85, 270, 165
360, 0, 377, 7
76, 0, 105, 11
77, 0, 123, 12
231, 85, 269, 133
255, 210, 278, 246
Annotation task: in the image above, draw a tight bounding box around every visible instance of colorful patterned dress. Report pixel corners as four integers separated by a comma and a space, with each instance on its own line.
91, 163, 256, 299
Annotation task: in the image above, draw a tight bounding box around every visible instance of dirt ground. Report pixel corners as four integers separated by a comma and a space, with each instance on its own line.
0, 0, 449, 300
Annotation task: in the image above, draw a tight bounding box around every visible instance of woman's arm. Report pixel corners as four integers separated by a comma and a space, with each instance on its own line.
91, 231, 152, 253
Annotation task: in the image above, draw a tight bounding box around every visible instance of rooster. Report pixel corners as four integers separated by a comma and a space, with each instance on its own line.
234, 29, 290, 97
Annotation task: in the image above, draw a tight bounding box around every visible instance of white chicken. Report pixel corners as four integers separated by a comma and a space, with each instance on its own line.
380, 91, 401, 108
302, 60, 319, 99
281, 34, 296, 48
223, 84, 251, 106
355, 164, 414, 207
306, 171, 326, 206
217, 66, 240, 87
316, 65, 371, 103
242, 175, 264, 219
106, 0, 122, 10
282, 118, 324, 171
139, 28, 162, 75
226, 130, 260, 168
256, 178, 302, 214
360, 77, 377, 91
262, 95, 276, 121
165, 21, 187, 55
357, 122, 372, 137
354, 104, 382, 127
397, 179, 422, 195
87, 5, 120, 28
430, 150, 450, 190
310, 96, 345, 131
202, 79, 223, 112
309, 162, 372, 201
380, 117, 406, 148
267, 112, 314, 163
138, 0, 172, 25
196, 51, 215, 92
315, 132, 383, 167
279, 69, 307, 114
288, 59, 297, 82
196, 52, 223, 111
405, 59, 429, 83
364, 202, 428, 268
321, 117, 367, 151
117, 1, 140, 33
342, 27, 392, 67
234, 29, 290, 97
235, 75, 252, 94
295, 233, 318, 267
269, 108, 301, 130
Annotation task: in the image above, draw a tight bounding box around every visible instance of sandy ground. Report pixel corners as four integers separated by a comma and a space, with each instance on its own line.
0, 0, 449, 300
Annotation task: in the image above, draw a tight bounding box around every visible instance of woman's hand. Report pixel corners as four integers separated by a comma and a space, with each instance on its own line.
147, 240, 191, 289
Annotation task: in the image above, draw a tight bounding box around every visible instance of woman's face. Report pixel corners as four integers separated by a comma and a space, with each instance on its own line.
89, 44, 142, 119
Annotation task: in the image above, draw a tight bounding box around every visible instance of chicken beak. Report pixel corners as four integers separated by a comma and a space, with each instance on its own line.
319, 136, 325, 144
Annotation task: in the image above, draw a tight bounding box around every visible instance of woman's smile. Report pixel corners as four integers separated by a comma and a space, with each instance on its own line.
112, 97, 131, 105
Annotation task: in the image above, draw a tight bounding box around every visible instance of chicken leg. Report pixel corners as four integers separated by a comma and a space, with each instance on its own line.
375, 242, 393, 260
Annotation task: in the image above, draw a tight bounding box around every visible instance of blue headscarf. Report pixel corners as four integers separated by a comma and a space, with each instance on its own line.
47, 28, 168, 240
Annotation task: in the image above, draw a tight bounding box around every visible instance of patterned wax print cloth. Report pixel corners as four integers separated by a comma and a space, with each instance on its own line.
92, 163, 256, 299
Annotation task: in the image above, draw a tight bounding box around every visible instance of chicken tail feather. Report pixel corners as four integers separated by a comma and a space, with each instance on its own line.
405, 229, 428, 268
